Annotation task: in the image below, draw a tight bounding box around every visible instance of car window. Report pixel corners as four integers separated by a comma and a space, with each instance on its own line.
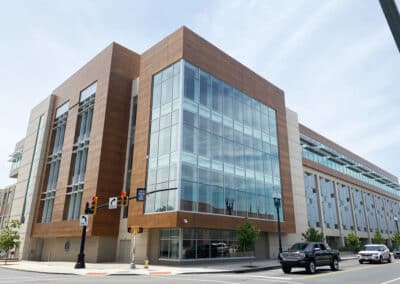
363, 245, 381, 251
290, 243, 309, 251
313, 244, 320, 250
319, 244, 327, 250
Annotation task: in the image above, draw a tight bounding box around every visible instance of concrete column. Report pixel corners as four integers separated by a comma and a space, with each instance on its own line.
333, 182, 345, 247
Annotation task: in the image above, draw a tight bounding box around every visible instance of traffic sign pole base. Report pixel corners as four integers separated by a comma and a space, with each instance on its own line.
130, 262, 136, 269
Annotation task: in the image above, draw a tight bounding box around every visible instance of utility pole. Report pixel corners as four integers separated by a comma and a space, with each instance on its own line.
379, 0, 400, 53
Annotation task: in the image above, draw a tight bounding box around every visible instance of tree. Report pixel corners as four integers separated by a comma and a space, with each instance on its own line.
391, 232, 400, 250
346, 231, 361, 253
302, 227, 324, 242
0, 220, 20, 259
372, 229, 385, 244
237, 218, 259, 253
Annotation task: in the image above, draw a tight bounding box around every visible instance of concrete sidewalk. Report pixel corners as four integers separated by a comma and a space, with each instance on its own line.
0, 255, 358, 276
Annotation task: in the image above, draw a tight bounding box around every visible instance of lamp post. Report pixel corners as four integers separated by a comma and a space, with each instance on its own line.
273, 192, 283, 255
395, 217, 399, 234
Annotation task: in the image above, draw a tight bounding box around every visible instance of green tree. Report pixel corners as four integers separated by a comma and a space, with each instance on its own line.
391, 232, 400, 250
302, 227, 324, 242
0, 220, 20, 258
346, 231, 361, 253
372, 229, 385, 244
237, 218, 259, 252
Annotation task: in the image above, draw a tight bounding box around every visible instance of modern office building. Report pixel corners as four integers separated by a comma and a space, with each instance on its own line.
4, 26, 399, 263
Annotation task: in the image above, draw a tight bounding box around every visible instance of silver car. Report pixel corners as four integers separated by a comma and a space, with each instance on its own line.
358, 244, 391, 264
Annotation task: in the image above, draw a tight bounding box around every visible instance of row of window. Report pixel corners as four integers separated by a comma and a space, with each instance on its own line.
304, 172, 400, 234
39, 83, 96, 223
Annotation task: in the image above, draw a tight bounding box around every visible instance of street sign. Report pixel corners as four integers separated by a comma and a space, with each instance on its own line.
109, 197, 118, 209
79, 214, 88, 226
136, 188, 146, 201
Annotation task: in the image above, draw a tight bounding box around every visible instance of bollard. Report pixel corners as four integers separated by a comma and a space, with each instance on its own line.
144, 259, 149, 269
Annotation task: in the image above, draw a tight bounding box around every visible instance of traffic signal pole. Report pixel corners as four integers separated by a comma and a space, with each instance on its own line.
75, 202, 90, 269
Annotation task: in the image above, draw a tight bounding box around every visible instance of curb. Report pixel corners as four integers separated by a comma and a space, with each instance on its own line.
0, 257, 360, 276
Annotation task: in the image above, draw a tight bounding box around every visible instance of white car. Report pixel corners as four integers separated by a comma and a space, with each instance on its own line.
358, 244, 391, 264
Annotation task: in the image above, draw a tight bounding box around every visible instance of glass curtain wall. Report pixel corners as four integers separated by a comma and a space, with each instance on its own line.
65, 83, 96, 220
319, 177, 339, 229
40, 103, 68, 223
375, 196, 388, 234
304, 172, 320, 227
364, 192, 378, 233
179, 61, 282, 220
352, 189, 367, 232
145, 62, 181, 213
337, 183, 354, 230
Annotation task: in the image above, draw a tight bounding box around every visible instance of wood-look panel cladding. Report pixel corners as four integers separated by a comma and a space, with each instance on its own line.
32, 43, 140, 238
299, 124, 398, 183
128, 26, 295, 233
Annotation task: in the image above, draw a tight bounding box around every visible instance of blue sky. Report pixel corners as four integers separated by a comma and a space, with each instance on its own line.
0, 0, 399, 187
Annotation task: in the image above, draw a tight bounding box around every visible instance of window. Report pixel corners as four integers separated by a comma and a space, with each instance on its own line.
65, 83, 96, 220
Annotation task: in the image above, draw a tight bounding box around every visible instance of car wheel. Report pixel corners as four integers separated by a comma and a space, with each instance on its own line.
388, 255, 392, 263
330, 258, 339, 271
282, 266, 291, 274
306, 260, 316, 274
379, 256, 383, 264
359, 260, 364, 264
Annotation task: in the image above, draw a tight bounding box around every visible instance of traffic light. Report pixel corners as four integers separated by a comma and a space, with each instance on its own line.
91, 196, 98, 215
118, 192, 129, 207
128, 226, 143, 234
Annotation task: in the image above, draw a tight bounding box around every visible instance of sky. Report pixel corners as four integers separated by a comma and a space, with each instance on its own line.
0, 0, 399, 187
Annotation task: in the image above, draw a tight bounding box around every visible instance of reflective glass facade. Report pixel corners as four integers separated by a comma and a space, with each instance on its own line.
145, 62, 181, 213
145, 60, 282, 220
304, 173, 320, 227
352, 189, 367, 232
337, 183, 354, 231
319, 177, 339, 229
179, 61, 282, 220
364, 192, 378, 233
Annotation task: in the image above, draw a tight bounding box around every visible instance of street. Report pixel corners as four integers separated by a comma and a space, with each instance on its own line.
1, 259, 400, 284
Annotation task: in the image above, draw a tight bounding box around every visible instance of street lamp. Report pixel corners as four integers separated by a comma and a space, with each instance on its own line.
273, 192, 283, 255
395, 217, 399, 234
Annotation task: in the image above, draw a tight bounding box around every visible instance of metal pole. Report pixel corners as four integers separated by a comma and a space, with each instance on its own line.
379, 0, 400, 53
276, 199, 283, 254
130, 234, 136, 269
75, 202, 89, 269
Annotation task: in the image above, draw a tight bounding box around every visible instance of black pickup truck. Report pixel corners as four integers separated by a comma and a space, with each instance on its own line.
280, 242, 341, 274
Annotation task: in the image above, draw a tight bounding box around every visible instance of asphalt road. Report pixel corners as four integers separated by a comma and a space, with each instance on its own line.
1, 259, 400, 284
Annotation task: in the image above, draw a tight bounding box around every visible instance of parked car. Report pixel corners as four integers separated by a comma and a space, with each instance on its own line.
358, 244, 391, 264
393, 246, 400, 259
280, 242, 340, 274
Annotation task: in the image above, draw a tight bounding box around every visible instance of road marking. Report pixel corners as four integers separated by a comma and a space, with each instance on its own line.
381, 277, 400, 284
300, 264, 375, 279
154, 275, 241, 284
149, 271, 172, 275
247, 275, 304, 284
85, 271, 108, 276
0, 277, 75, 283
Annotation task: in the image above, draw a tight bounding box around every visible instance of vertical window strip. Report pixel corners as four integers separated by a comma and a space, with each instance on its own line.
40, 111, 68, 223
65, 93, 95, 220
